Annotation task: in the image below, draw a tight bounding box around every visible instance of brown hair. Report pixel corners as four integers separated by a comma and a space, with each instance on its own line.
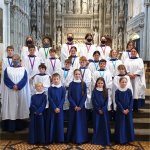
95, 77, 108, 99
73, 69, 85, 96
99, 59, 107, 64
119, 77, 127, 83
126, 40, 135, 49
65, 59, 71, 64
25, 36, 34, 46
52, 73, 60, 79
50, 48, 56, 53
28, 45, 35, 50
117, 64, 127, 73
109, 49, 118, 57
38, 64, 47, 70
6, 45, 14, 51
85, 33, 93, 39
79, 56, 87, 62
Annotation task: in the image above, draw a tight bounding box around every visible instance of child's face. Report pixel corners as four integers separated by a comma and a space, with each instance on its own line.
80, 60, 87, 67
65, 62, 71, 69
119, 79, 127, 88
29, 48, 35, 55
50, 51, 56, 58
111, 50, 118, 58
39, 67, 46, 74
7, 48, 14, 57
74, 71, 81, 80
70, 48, 76, 56
35, 84, 44, 92
99, 62, 106, 69
97, 80, 104, 88
52, 76, 60, 85
93, 53, 100, 61
118, 68, 126, 74
131, 49, 137, 57
127, 43, 134, 50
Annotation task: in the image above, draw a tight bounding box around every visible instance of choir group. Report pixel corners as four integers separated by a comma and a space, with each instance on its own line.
0, 33, 146, 146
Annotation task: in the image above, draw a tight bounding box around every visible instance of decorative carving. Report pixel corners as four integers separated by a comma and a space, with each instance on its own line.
118, 28, 123, 50
82, 0, 88, 14
93, 29, 98, 45
94, 0, 99, 13
57, 28, 61, 45
68, 0, 74, 13
57, 0, 61, 13
75, 0, 81, 14
106, 0, 111, 14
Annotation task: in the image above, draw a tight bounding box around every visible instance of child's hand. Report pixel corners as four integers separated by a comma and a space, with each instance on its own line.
75, 106, 78, 111
55, 108, 60, 113
125, 109, 129, 114
13, 85, 18, 91
77, 107, 81, 111
99, 110, 103, 115
123, 110, 127, 115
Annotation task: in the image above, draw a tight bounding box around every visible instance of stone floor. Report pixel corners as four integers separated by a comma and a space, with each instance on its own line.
0, 140, 150, 150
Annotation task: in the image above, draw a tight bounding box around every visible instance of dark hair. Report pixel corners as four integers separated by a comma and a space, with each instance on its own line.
119, 77, 127, 83
95, 77, 108, 99
50, 48, 56, 53
38, 64, 47, 70
70, 46, 77, 51
131, 47, 138, 52
93, 51, 100, 56
73, 69, 85, 96
99, 59, 107, 64
52, 73, 60, 79
85, 33, 93, 39
42, 36, 52, 46
6, 45, 14, 51
126, 40, 135, 49
117, 64, 127, 73
25, 36, 34, 46
65, 59, 71, 64
28, 45, 35, 49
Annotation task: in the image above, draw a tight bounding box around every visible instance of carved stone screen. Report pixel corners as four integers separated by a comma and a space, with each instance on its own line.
0, 8, 3, 43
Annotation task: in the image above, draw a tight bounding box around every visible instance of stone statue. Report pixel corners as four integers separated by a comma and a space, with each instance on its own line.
32, 26, 36, 40
57, 28, 61, 45
120, 0, 124, 12
106, 0, 111, 14
68, 0, 74, 13
45, 0, 49, 12
94, 29, 98, 45
57, 0, 61, 12
118, 29, 123, 50
82, 0, 87, 14
75, 0, 81, 14
94, 0, 99, 13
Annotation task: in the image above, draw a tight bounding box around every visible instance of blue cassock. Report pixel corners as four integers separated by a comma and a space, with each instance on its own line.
47, 86, 66, 143
92, 89, 110, 146
28, 93, 47, 144
115, 89, 135, 144
67, 81, 88, 144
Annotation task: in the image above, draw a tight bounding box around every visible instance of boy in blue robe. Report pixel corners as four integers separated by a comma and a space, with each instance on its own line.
47, 73, 66, 143
28, 82, 47, 144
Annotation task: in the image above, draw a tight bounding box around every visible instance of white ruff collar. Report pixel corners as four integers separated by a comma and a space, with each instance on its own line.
51, 83, 62, 88
118, 87, 128, 91
96, 87, 103, 91
36, 91, 44, 94
73, 79, 81, 83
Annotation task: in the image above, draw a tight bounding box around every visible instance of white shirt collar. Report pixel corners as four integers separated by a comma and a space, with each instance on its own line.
96, 87, 103, 91
51, 83, 62, 88
118, 87, 128, 91
73, 79, 81, 83
36, 91, 44, 94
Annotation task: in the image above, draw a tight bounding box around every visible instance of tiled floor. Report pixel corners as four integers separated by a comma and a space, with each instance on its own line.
0, 140, 150, 150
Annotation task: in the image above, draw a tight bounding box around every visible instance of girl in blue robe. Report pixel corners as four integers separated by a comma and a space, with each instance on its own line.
92, 77, 110, 146
47, 73, 66, 143
67, 69, 88, 144
115, 77, 134, 144
28, 82, 47, 144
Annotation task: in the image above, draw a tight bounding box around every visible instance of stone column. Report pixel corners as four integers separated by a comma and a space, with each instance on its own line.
143, 1, 150, 60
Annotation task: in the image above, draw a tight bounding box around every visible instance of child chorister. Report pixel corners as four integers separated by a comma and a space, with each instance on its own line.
67, 69, 88, 144
93, 59, 112, 111
113, 64, 133, 111
47, 73, 66, 143
45, 48, 61, 77
92, 77, 110, 146
68, 46, 80, 70
88, 51, 101, 75
22, 45, 42, 95
107, 49, 122, 78
59, 59, 73, 111
115, 77, 134, 144
28, 82, 47, 144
